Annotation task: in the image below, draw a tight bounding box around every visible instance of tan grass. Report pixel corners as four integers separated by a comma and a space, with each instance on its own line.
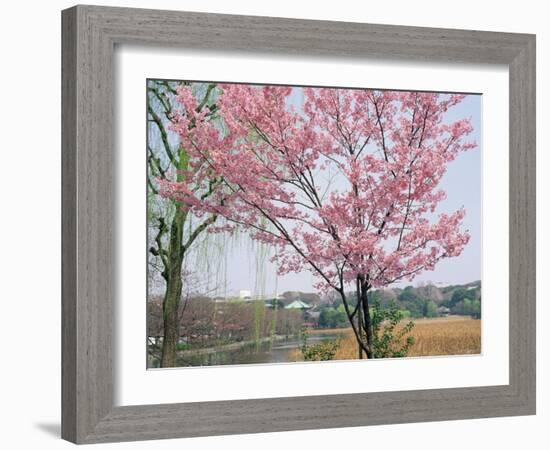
293, 316, 481, 361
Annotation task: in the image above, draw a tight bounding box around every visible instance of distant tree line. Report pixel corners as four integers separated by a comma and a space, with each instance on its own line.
317, 281, 481, 328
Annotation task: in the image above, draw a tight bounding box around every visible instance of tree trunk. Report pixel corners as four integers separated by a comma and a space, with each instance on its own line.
160, 206, 186, 367
362, 282, 374, 359
357, 275, 374, 359
356, 277, 364, 359
338, 289, 369, 357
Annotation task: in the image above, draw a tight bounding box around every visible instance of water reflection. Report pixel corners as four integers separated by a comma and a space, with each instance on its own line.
160, 331, 345, 367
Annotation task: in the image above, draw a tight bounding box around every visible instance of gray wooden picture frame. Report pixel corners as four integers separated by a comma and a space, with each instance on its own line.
61, 4, 536, 444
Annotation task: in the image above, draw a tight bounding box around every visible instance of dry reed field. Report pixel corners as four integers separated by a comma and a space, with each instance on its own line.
402, 316, 481, 357
301, 316, 481, 360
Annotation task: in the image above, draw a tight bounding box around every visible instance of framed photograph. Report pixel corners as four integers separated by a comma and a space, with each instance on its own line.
62, 5, 536, 444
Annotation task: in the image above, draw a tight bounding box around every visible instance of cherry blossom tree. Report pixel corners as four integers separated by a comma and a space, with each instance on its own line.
160, 84, 477, 359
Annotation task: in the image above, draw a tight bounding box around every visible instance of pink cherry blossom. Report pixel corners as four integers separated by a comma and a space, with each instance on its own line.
160, 83, 477, 357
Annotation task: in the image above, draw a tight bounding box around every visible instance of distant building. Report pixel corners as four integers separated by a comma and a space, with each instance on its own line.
285, 300, 311, 310
238, 289, 252, 300
437, 306, 451, 316
305, 310, 321, 327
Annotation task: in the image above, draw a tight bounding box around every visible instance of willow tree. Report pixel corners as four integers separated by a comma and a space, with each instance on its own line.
161, 84, 476, 359
147, 81, 225, 367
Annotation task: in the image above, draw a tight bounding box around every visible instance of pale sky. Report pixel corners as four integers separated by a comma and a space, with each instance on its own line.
167, 86, 482, 298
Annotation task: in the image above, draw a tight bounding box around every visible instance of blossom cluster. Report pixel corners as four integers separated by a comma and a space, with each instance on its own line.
159, 83, 476, 292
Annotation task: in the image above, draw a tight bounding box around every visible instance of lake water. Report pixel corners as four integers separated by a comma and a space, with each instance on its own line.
175, 331, 345, 367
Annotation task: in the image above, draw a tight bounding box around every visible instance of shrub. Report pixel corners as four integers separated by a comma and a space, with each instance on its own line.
371, 300, 415, 358
300, 329, 340, 361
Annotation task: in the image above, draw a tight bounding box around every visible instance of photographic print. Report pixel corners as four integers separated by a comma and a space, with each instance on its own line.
146, 80, 481, 369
